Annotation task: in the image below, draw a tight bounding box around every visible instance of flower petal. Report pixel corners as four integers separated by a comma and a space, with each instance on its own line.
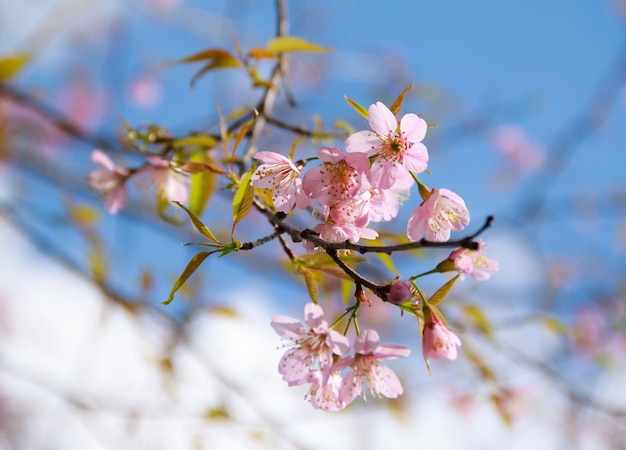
368, 102, 397, 135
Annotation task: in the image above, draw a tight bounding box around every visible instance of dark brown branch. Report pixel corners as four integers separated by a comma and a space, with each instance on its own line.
301, 215, 494, 254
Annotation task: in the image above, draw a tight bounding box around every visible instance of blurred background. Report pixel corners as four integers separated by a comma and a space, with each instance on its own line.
1, 0, 625, 449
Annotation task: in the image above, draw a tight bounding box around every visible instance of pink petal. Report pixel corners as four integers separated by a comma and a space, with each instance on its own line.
403, 143, 429, 173
354, 329, 380, 355
317, 146, 345, 164
271, 316, 306, 340
368, 102, 397, 135
345, 130, 382, 156
368, 364, 403, 398
327, 330, 351, 355
373, 344, 411, 361
338, 371, 362, 406
304, 303, 326, 329
400, 113, 427, 143
91, 149, 116, 172
279, 348, 312, 386
344, 152, 371, 172
253, 151, 291, 166
104, 187, 127, 214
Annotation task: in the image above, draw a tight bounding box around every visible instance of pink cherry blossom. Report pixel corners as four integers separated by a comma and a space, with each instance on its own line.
492, 125, 544, 172
302, 147, 370, 205
337, 329, 410, 404
250, 151, 310, 213
127, 73, 163, 110
345, 102, 428, 189
271, 303, 350, 387
145, 156, 189, 204
422, 311, 462, 362
367, 169, 413, 223
88, 149, 130, 214
312, 220, 378, 246
407, 188, 470, 242
448, 240, 499, 281
307, 370, 346, 412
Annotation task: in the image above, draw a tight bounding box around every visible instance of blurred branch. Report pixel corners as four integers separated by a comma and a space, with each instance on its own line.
0, 83, 123, 153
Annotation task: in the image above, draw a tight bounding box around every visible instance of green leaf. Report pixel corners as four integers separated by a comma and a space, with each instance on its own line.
173, 135, 218, 148
0, 53, 30, 81
177, 160, 225, 175
266, 36, 332, 53
162, 251, 211, 305
173, 201, 221, 244
190, 56, 240, 87
389, 84, 413, 115
298, 266, 319, 303
428, 274, 459, 307
231, 165, 256, 235
187, 153, 219, 216
344, 96, 369, 120
168, 48, 239, 64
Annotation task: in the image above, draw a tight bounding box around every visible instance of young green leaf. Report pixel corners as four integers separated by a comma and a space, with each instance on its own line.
190, 56, 241, 87
167, 48, 239, 65
298, 266, 319, 304
428, 274, 460, 307
173, 201, 221, 244
162, 251, 211, 305
173, 135, 218, 148
231, 166, 256, 236
389, 84, 413, 115
0, 53, 30, 81
187, 154, 219, 217
266, 36, 332, 53
344, 96, 369, 120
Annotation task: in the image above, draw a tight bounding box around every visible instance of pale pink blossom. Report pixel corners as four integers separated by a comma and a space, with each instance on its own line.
337, 329, 410, 404
367, 169, 413, 222
302, 147, 370, 205
345, 102, 428, 189
492, 125, 544, 172
407, 188, 470, 242
127, 73, 162, 110
449, 240, 499, 281
145, 156, 189, 204
271, 303, 350, 387
422, 311, 462, 362
307, 370, 345, 412
251, 151, 310, 213
88, 149, 130, 214
312, 220, 378, 246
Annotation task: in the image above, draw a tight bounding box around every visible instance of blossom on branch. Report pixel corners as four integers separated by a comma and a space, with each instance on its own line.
345, 101, 428, 189
271, 303, 350, 387
407, 188, 470, 242
422, 308, 462, 362
302, 146, 370, 204
251, 151, 310, 213
88, 149, 130, 214
337, 329, 410, 405
145, 156, 189, 204
307, 370, 345, 412
448, 240, 499, 281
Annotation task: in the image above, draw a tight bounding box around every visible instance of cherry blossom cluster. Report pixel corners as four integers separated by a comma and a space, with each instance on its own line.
271, 303, 410, 411
88, 149, 189, 214
250, 101, 473, 244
